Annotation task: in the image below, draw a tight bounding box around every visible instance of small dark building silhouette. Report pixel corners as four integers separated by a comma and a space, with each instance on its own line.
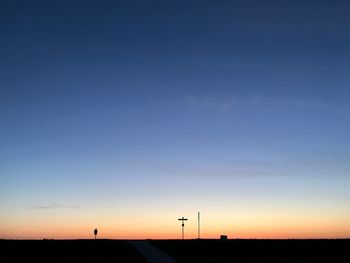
220, 235, 228, 240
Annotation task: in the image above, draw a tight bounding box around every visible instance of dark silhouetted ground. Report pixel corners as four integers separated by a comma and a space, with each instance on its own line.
1, 240, 146, 263
151, 239, 350, 263
2, 239, 349, 262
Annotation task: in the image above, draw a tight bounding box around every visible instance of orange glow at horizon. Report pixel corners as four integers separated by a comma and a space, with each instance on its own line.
1, 210, 349, 239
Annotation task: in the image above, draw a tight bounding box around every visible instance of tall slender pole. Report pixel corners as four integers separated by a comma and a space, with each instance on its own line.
182, 223, 184, 240
198, 212, 200, 239
178, 217, 188, 240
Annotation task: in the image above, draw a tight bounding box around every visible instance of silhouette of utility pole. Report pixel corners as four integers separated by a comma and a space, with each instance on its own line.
178, 217, 188, 240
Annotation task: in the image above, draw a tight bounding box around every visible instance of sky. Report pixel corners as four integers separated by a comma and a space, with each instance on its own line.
1, 0, 350, 239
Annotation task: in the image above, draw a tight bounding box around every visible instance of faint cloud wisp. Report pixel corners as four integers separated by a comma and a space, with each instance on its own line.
184, 95, 235, 112
33, 204, 79, 210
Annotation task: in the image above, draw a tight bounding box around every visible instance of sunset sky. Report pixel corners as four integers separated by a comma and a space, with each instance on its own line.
1, 0, 350, 239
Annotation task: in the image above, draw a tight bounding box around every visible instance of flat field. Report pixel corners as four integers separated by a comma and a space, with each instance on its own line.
1, 240, 146, 263
151, 239, 350, 263
2, 239, 349, 262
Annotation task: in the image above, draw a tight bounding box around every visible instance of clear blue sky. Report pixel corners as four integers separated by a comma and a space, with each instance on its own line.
1, 0, 350, 238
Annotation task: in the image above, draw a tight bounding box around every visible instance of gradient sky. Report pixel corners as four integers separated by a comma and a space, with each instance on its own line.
1, 0, 350, 239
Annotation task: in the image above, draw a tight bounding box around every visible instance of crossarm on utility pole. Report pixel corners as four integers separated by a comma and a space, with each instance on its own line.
178, 217, 188, 240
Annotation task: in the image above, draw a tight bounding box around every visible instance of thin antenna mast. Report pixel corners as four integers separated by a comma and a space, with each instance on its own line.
198, 212, 200, 239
